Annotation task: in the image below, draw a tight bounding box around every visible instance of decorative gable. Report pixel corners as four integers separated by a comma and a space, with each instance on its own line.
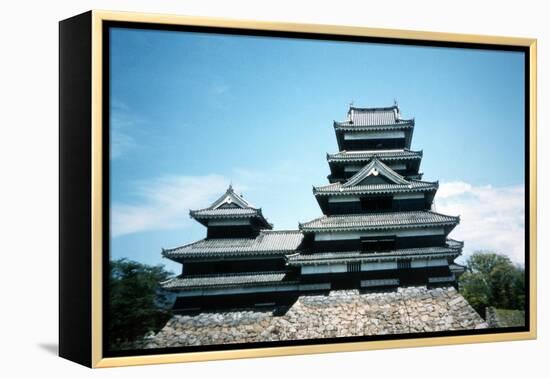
210, 185, 252, 210
189, 185, 273, 230
343, 158, 410, 188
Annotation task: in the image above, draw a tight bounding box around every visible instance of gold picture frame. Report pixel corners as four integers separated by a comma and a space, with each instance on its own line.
59, 9, 537, 368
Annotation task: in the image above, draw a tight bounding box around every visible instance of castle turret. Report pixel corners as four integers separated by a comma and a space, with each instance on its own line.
290, 104, 465, 291
161, 186, 303, 312
189, 185, 272, 238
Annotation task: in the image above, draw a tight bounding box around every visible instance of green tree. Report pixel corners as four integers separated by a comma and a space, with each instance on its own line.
109, 258, 173, 350
459, 251, 525, 316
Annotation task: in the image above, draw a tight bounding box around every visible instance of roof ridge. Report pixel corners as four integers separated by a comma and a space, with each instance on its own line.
299, 210, 460, 232
261, 229, 301, 234
314, 182, 341, 188
301, 210, 458, 222
172, 270, 287, 279
329, 148, 422, 155
190, 207, 260, 213
299, 214, 328, 226
447, 237, 462, 243
334, 119, 414, 126
324, 209, 455, 217
409, 178, 438, 185
349, 105, 397, 112
162, 238, 207, 253
425, 209, 460, 220
313, 181, 438, 195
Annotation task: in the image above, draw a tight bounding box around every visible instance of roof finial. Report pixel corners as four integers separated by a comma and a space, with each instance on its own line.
228, 180, 233, 192
393, 99, 400, 119
348, 100, 355, 122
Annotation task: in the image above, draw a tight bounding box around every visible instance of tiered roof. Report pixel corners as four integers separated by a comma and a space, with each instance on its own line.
315, 158, 437, 196
334, 105, 415, 149
314, 180, 437, 196
327, 149, 423, 163
326, 149, 423, 183
343, 158, 409, 186
299, 210, 459, 233
449, 262, 467, 275
287, 239, 464, 266
334, 105, 414, 128
162, 230, 304, 260
161, 271, 295, 290
189, 185, 272, 229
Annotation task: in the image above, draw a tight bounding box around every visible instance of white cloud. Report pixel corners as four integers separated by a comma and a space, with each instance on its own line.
111, 175, 230, 237
434, 181, 525, 264
436, 181, 473, 199
111, 124, 136, 159
110, 100, 142, 159
110, 162, 301, 238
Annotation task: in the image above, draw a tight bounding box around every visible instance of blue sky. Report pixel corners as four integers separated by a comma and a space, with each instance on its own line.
109, 27, 526, 272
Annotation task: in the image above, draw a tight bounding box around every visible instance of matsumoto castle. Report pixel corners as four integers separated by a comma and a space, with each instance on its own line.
161, 103, 466, 312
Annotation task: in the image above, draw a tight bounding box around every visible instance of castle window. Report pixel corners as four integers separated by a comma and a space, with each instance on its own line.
360, 196, 392, 211
347, 261, 361, 273
361, 236, 396, 252
397, 259, 412, 269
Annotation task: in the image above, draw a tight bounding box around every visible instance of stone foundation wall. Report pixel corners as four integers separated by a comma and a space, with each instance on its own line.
145, 286, 487, 348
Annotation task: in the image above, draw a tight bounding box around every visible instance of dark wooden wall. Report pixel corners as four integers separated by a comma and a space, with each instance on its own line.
183, 258, 287, 275
309, 234, 447, 252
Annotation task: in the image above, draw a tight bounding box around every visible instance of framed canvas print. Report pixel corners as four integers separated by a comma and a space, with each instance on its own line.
59, 10, 537, 368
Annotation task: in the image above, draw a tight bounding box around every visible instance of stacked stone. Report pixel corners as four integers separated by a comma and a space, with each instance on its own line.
145, 286, 487, 348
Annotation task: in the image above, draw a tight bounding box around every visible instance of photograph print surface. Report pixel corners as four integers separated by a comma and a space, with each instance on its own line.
106, 25, 528, 354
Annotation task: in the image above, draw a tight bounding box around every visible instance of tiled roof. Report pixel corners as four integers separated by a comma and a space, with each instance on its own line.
449, 262, 467, 274
334, 121, 414, 132
190, 185, 272, 228
327, 149, 422, 163
343, 158, 410, 186
350, 106, 398, 125
162, 230, 304, 259
299, 211, 459, 232
190, 208, 261, 218
335, 106, 414, 127
161, 271, 294, 290
209, 185, 253, 209
334, 105, 414, 128
313, 180, 438, 196
287, 240, 463, 265
333, 105, 415, 150
317, 158, 435, 195
443, 239, 464, 248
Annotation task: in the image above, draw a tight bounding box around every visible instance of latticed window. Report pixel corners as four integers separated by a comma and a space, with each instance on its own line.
347, 261, 361, 272
397, 259, 412, 269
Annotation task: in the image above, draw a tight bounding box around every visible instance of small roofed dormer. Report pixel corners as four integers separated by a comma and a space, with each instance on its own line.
189, 185, 273, 238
